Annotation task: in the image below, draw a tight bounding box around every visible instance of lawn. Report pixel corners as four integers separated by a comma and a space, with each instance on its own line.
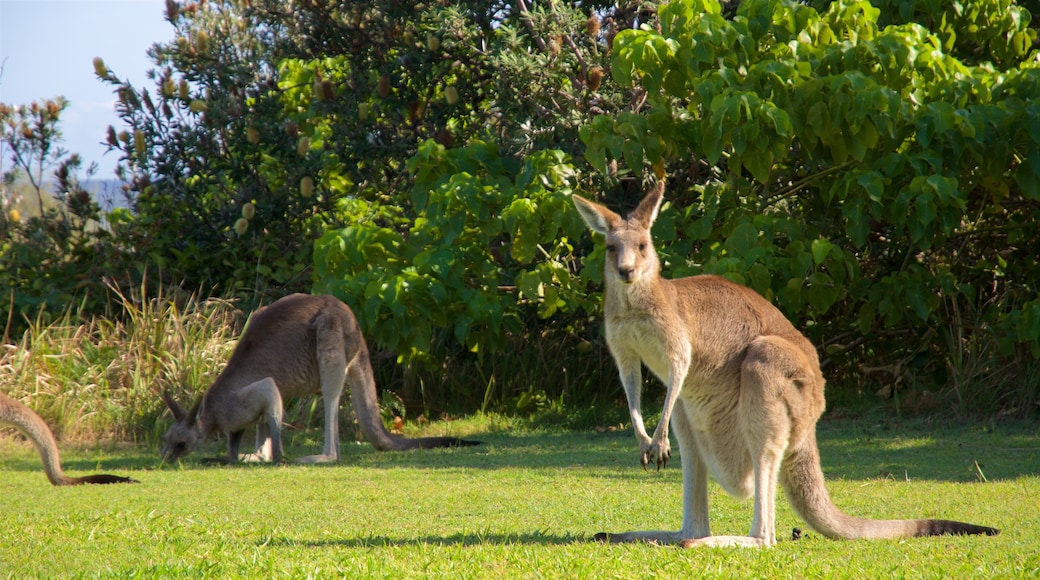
1, 413, 1038, 578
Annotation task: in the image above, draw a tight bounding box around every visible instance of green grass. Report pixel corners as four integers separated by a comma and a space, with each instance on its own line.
1, 413, 1038, 578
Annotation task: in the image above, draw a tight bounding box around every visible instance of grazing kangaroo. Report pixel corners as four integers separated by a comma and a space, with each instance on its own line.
161, 293, 481, 464
572, 181, 998, 547
1, 392, 137, 485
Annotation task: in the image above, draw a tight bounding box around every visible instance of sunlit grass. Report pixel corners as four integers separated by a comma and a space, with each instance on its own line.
1, 415, 1038, 578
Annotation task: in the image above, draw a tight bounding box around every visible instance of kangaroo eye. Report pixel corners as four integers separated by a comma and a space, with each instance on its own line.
606, 244, 617, 253
638, 243, 647, 251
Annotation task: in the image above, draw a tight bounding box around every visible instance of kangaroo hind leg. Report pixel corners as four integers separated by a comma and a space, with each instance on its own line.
681, 337, 807, 548
296, 311, 348, 464
234, 377, 284, 463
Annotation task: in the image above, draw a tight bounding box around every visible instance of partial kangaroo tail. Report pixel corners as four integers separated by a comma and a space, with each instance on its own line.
0, 393, 138, 486
780, 432, 998, 539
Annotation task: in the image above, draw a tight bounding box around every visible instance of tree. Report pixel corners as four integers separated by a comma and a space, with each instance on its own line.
0, 97, 129, 337
581, 0, 1040, 413
99, 0, 648, 412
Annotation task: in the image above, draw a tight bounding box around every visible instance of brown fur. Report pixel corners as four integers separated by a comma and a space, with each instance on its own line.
1, 392, 137, 485
161, 294, 480, 464
573, 182, 998, 547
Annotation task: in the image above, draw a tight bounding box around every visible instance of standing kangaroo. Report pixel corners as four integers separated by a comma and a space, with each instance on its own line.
161, 293, 481, 464
573, 182, 998, 547
1, 392, 137, 485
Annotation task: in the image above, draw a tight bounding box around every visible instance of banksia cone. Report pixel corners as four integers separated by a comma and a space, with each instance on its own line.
246, 126, 260, 144
300, 176, 314, 198
179, 79, 190, 101
189, 100, 208, 113
241, 203, 256, 220
133, 130, 146, 156
297, 136, 310, 156
234, 218, 249, 235
93, 57, 108, 79
588, 66, 604, 91
377, 75, 390, 98
586, 13, 601, 38
358, 102, 370, 121
445, 86, 459, 105
195, 30, 209, 55
321, 80, 336, 101
427, 34, 440, 51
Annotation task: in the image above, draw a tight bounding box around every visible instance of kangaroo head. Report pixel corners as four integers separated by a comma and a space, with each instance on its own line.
573, 181, 664, 285
160, 391, 203, 461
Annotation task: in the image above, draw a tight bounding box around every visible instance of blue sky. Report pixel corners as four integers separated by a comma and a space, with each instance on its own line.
0, 0, 171, 179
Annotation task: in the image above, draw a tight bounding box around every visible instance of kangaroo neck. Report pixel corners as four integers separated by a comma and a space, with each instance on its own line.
605, 274, 667, 315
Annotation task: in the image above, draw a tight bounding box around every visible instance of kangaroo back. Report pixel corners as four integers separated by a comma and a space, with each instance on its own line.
161, 293, 479, 463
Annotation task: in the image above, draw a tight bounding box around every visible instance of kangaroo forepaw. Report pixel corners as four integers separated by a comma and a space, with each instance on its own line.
642, 439, 670, 470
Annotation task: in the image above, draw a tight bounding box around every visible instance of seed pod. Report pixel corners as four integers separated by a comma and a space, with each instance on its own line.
445, 86, 459, 105
165, 0, 179, 23
297, 136, 310, 156
93, 57, 108, 78
118, 131, 130, 143
234, 217, 249, 235
241, 203, 256, 220
195, 30, 209, 55
321, 80, 336, 102
300, 176, 314, 198
106, 125, 119, 147
586, 13, 601, 38
246, 126, 260, 144
377, 75, 390, 98
588, 66, 604, 91
133, 130, 146, 156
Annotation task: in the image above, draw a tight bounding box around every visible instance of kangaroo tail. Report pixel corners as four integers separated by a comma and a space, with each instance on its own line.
781, 432, 999, 539
1, 392, 137, 486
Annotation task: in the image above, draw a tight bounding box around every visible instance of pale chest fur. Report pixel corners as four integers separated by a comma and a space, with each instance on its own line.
604, 283, 690, 386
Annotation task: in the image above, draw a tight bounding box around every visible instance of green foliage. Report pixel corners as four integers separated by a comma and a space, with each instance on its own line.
582, 0, 1040, 412
97, 0, 632, 305
313, 139, 590, 360
83, 0, 648, 412
0, 99, 141, 336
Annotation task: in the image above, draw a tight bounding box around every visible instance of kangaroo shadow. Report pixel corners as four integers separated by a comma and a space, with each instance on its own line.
263, 530, 590, 549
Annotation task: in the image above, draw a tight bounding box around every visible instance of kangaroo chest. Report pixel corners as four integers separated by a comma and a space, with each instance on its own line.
604, 310, 680, 385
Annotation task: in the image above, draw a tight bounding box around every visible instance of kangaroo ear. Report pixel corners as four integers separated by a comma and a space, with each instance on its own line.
631, 181, 665, 229
573, 195, 620, 236
162, 391, 188, 421
185, 400, 202, 425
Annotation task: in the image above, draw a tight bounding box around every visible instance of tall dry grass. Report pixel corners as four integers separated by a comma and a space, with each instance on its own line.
0, 285, 243, 443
